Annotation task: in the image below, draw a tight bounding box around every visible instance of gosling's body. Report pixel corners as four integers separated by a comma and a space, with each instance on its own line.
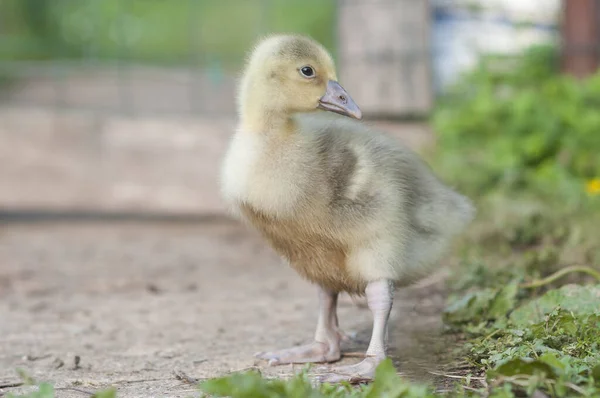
223, 112, 473, 294
221, 34, 474, 382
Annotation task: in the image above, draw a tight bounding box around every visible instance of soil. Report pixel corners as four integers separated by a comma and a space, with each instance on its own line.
0, 219, 455, 397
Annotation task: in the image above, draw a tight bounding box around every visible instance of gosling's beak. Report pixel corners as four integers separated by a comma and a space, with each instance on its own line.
318, 80, 362, 120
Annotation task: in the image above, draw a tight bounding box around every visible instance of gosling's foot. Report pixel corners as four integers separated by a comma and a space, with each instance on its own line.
316, 356, 384, 383
254, 341, 341, 366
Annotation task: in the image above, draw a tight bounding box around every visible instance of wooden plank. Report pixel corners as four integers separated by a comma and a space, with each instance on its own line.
337, 0, 433, 117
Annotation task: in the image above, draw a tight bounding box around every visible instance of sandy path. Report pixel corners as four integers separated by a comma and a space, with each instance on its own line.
0, 220, 452, 397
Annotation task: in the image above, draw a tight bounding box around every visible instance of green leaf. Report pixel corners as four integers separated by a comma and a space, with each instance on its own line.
592, 364, 600, 385
15, 369, 35, 385
37, 383, 54, 398
510, 284, 600, 327
366, 359, 435, 397
443, 289, 496, 324
538, 353, 565, 373
92, 388, 117, 398
490, 357, 558, 379
488, 283, 519, 319
443, 283, 518, 326
198, 360, 437, 398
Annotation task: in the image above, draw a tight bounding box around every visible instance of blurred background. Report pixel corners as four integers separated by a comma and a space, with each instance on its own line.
2, 0, 596, 217
2, 1, 600, 396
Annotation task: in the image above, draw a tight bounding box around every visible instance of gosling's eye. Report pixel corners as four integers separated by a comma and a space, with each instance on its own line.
299, 66, 315, 78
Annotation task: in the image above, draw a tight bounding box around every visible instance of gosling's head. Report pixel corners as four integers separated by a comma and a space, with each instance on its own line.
239, 34, 362, 123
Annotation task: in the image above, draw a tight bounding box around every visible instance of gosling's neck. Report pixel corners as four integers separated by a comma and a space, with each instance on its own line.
239, 103, 296, 137
237, 75, 296, 136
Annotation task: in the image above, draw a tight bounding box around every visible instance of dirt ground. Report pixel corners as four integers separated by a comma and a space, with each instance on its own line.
0, 219, 454, 397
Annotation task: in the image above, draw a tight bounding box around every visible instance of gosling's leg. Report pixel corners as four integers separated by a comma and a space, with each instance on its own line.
255, 286, 342, 365
318, 279, 393, 383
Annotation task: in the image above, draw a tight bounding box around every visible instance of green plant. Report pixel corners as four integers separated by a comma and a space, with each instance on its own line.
200, 359, 438, 398
444, 281, 600, 397
439, 191, 600, 397
432, 44, 600, 203
4, 371, 116, 398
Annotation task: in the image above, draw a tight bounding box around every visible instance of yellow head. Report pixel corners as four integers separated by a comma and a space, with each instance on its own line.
238, 34, 361, 131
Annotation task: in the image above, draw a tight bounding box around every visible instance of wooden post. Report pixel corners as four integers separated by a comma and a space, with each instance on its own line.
561, 0, 600, 78
336, 0, 432, 118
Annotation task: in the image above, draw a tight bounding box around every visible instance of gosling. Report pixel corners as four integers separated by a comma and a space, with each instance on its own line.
221, 34, 475, 382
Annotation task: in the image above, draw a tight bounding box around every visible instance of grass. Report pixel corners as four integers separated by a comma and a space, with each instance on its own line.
4, 385, 116, 398
439, 193, 600, 397
2, 370, 116, 398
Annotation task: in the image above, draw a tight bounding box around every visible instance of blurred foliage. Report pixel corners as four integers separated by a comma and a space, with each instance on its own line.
432, 44, 600, 204
445, 271, 600, 396
200, 359, 437, 398
431, 43, 600, 396
7, 387, 116, 398
441, 194, 600, 396
0, 0, 335, 66
5, 370, 116, 398
5, 383, 55, 398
